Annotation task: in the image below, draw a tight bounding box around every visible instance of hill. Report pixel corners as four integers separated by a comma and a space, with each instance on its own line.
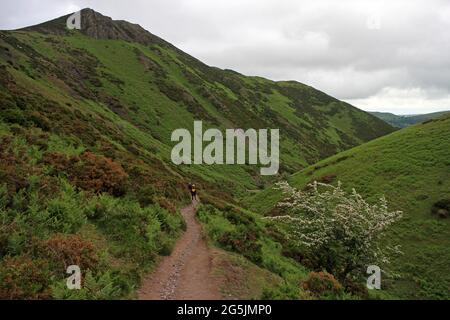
0, 8, 395, 299
244, 114, 450, 299
0, 8, 394, 196
370, 110, 450, 128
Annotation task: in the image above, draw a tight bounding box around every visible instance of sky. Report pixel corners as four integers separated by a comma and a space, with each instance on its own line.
1, 0, 450, 114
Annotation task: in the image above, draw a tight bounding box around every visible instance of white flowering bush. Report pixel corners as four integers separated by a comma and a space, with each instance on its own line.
266, 181, 402, 281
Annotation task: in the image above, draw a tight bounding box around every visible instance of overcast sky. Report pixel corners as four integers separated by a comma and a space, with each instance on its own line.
1, 0, 450, 114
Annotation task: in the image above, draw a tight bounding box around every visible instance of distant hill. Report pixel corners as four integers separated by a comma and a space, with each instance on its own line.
244, 114, 450, 299
369, 110, 450, 128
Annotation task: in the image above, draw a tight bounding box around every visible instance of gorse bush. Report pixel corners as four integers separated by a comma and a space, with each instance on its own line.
267, 181, 402, 282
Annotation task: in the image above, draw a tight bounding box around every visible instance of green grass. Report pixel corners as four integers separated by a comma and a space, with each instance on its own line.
244, 115, 450, 299
197, 204, 309, 299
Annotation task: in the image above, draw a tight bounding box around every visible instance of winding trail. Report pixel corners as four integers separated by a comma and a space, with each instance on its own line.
137, 200, 222, 300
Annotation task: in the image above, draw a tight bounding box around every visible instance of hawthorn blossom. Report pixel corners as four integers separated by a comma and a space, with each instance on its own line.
266, 181, 403, 279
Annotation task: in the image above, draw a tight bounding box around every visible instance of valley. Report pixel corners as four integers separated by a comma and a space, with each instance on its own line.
0, 8, 448, 300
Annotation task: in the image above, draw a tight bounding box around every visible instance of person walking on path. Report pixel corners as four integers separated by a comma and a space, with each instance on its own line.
188, 182, 198, 201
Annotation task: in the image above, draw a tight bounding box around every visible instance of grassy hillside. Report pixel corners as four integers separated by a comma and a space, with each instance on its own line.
0, 8, 396, 299
0, 9, 393, 196
244, 114, 450, 299
370, 110, 450, 128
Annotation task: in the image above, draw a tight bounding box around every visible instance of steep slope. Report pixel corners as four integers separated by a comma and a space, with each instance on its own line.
244, 114, 450, 299
1, 8, 394, 197
370, 110, 450, 128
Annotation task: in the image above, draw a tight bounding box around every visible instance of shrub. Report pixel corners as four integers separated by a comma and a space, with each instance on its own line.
155, 197, 177, 214
198, 205, 263, 263
0, 255, 51, 299
44, 151, 128, 196
0, 108, 26, 125
132, 184, 157, 207
72, 151, 128, 196
42, 151, 73, 172
29, 111, 51, 131
44, 182, 86, 233
40, 234, 99, 272
223, 206, 255, 225
301, 271, 343, 298
343, 278, 369, 298
267, 181, 402, 281
218, 225, 262, 264
154, 204, 184, 233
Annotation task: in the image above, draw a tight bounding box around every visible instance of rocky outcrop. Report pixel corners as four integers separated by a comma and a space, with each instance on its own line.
20, 8, 168, 46
79, 8, 166, 45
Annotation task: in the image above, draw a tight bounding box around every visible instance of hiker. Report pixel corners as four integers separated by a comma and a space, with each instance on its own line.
188, 182, 197, 201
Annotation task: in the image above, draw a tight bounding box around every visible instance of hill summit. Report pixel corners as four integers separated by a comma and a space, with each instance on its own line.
22, 8, 168, 45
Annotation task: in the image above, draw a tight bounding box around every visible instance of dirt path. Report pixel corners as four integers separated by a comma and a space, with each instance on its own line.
137, 200, 222, 300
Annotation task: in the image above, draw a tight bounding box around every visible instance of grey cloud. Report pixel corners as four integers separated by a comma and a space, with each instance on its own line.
1, 0, 449, 113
